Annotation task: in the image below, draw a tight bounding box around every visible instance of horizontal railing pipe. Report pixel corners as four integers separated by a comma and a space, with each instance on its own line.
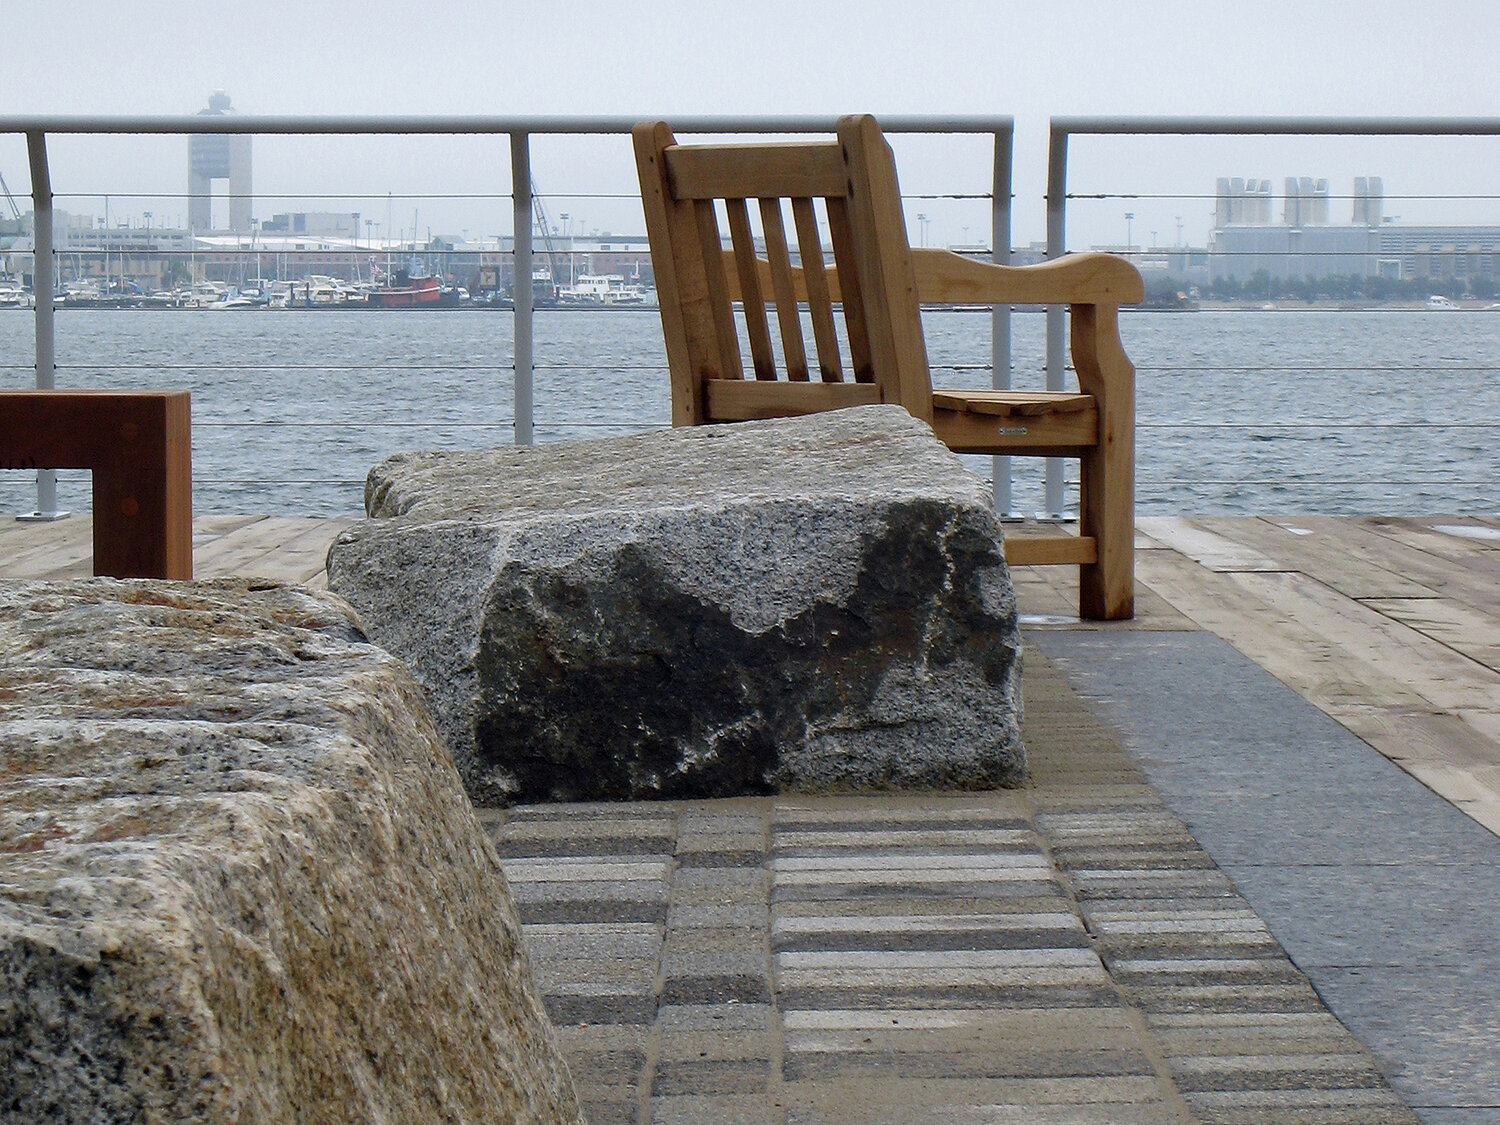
0, 114, 1013, 136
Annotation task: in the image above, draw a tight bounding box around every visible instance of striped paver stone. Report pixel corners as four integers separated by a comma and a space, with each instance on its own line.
483, 649, 1420, 1124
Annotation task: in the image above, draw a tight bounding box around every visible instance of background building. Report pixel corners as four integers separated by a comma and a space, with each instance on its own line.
188, 92, 252, 232
1209, 174, 1499, 284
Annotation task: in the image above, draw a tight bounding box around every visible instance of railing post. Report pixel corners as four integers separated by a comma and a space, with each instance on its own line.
20, 129, 67, 522
510, 132, 534, 446
991, 126, 1015, 518
1043, 122, 1070, 519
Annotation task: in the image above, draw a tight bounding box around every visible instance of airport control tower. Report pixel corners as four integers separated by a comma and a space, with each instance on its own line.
187, 92, 252, 232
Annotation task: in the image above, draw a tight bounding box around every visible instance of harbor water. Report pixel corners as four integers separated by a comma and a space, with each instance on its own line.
2, 307, 1497, 519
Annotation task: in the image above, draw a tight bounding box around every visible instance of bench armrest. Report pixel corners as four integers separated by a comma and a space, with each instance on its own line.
910, 249, 1143, 307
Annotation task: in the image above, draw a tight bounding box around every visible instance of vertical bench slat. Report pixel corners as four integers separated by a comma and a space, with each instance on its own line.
790, 197, 844, 383
693, 199, 745, 380
759, 198, 811, 382
825, 197, 875, 384
725, 198, 778, 381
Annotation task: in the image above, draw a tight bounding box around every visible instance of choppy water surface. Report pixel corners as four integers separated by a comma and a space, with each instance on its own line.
1, 307, 1496, 517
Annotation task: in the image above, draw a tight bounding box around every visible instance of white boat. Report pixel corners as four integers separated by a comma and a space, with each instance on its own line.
286, 275, 368, 307
557, 273, 650, 306
0, 280, 31, 308
1425, 294, 1458, 310
183, 281, 231, 308
208, 294, 262, 310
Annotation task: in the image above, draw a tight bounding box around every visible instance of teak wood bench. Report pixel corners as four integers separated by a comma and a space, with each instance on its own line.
0, 389, 193, 579
635, 114, 1143, 620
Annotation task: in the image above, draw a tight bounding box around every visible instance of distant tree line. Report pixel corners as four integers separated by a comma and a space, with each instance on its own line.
1191, 270, 1498, 303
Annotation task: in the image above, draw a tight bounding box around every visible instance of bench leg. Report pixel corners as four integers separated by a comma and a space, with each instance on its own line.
1072, 305, 1134, 621
92, 393, 193, 580
0, 391, 193, 580
1078, 440, 1133, 620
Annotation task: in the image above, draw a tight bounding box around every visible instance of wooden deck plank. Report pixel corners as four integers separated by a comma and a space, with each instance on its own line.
190, 517, 317, 573
194, 517, 350, 583
1361, 597, 1500, 674
1230, 569, 1500, 714
198, 518, 355, 585
1360, 517, 1500, 575
1208, 515, 1441, 600
1136, 546, 1433, 711
1, 512, 89, 553
1290, 515, 1500, 619
1, 517, 95, 578
1008, 567, 1079, 620
1, 513, 347, 585
192, 514, 270, 543
1135, 516, 1286, 573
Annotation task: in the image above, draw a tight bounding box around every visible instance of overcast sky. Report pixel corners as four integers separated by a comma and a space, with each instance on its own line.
2, 0, 1498, 249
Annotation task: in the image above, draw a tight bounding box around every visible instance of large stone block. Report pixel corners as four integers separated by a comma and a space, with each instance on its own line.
0, 579, 581, 1125
328, 406, 1025, 805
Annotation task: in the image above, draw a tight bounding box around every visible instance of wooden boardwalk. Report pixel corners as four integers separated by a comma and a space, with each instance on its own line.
5, 510, 1498, 837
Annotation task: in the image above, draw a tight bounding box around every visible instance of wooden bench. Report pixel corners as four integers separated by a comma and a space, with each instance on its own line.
0, 389, 192, 579
634, 114, 1143, 620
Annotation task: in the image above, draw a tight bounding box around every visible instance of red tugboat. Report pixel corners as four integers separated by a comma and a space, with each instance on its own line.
367, 267, 461, 309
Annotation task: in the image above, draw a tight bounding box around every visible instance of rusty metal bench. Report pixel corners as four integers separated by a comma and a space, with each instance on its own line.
1, 389, 192, 579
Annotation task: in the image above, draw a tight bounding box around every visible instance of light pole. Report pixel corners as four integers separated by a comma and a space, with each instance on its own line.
917, 213, 929, 247
143, 212, 152, 291
1125, 212, 1134, 254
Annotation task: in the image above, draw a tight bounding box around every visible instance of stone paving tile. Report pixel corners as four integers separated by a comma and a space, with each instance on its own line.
681, 852, 774, 870
659, 1029, 773, 1064
552, 1022, 649, 1084
544, 991, 659, 1027
659, 973, 772, 1006
656, 1002, 774, 1032
531, 957, 659, 992
508, 879, 670, 904
660, 949, 767, 977
515, 896, 670, 925
651, 1057, 772, 1096
782, 1075, 1176, 1119
776, 983, 1127, 1014
651, 1094, 780, 1124
669, 867, 768, 897
578, 1100, 642, 1125
1309, 961, 1500, 1109
662, 927, 767, 956
666, 903, 769, 929
521, 921, 664, 960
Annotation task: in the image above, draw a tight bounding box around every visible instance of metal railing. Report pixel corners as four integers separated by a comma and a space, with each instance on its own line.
1044, 116, 1500, 517
3, 113, 1016, 518
4, 113, 1499, 522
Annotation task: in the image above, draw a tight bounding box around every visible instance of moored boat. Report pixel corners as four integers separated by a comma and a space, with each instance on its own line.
556, 272, 650, 306
0, 280, 31, 308
367, 268, 461, 309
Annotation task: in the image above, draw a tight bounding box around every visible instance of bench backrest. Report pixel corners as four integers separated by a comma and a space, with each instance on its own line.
633, 115, 934, 427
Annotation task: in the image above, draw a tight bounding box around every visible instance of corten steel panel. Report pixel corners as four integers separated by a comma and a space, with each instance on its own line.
0, 390, 192, 579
